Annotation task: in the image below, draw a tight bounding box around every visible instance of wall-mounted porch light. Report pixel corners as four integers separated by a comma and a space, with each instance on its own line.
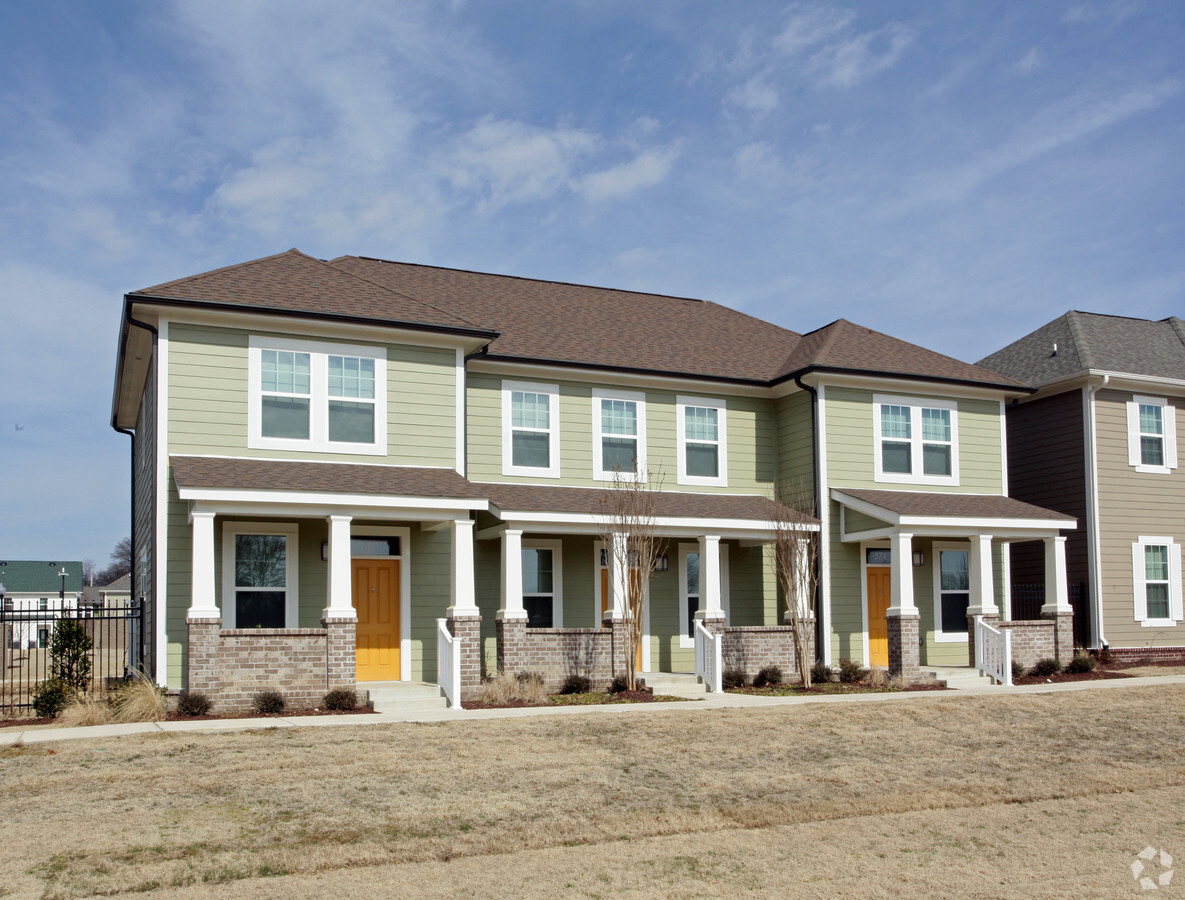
912, 550, 925, 567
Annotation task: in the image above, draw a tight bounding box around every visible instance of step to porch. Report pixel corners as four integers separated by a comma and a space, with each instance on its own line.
638, 671, 709, 697
359, 681, 449, 713
923, 666, 1002, 690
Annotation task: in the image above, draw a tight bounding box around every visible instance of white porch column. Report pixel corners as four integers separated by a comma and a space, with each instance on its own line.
696, 534, 724, 619
607, 531, 628, 620
449, 518, 480, 617
1042, 535, 1073, 614
967, 534, 998, 616
888, 532, 916, 614
498, 527, 526, 620
188, 511, 219, 620
323, 515, 356, 620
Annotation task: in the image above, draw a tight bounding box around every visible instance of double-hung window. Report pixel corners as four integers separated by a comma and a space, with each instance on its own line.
677, 396, 728, 486
873, 395, 959, 485
221, 523, 299, 629
1127, 396, 1177, 474
249, 337, 387, 455
1132, 537, 1183, 626
502, 381, 560, 477
593, 389, 646, 480
933, 544, 970, 641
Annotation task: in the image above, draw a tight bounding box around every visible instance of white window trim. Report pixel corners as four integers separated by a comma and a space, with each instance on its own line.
932, 540, 971, 643
248, 336, 388, 456
1132, 536, 1183, 627
1127, 395, 1178, 475
502, 380, 561, 478
220, 522, 300, 630
523, 538, 563, 628
678, 541, 730, 648
592, 388, 647, 482
676, 395, 728, 487
873, 394, 960, 486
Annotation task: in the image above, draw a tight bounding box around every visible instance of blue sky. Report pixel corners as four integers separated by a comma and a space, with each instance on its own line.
1, 1, 1182, 566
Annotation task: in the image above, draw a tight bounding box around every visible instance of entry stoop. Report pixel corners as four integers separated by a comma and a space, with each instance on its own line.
923, 666, 1002, 690
360, 681, 451, 713
639, 672, 709, 698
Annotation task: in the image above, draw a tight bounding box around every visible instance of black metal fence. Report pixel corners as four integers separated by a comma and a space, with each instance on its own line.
0, 599, 144, 717
1010, 582, 1091, 647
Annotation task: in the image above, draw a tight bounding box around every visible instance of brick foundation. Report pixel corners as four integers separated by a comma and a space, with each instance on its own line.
991, 612, 1075, 670
887, 612, 920, 679
1105, 646, 1185, 664
720, 619, 814, 682
187, 616, 357, 714
447, 615, 482, 701
494, 616, 636, 691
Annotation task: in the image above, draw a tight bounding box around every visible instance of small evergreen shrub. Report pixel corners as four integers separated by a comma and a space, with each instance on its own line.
559, 674, 591, 695
838, 658, 868, 684
1028, 658, 1060, 678
322, 688, 358, 711
1065, 652, 1097, 674
48, 620, 93, 691
722, 668, 748, 689
1011, 660, 1026, 680
252, 690, 285, 715
810, 662, 833, 684
32, 677, 73, 719
176, 691, 213, 716
752, 665, 784, 687
608, 674, 629, 694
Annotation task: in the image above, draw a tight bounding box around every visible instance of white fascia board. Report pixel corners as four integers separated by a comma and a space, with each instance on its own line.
840, 526, 897, 544
1083, 370, 1185, 396
490, 508, 817, 538
132, 302, 486, 353
829, 489, 903, 524
467, 358, 771, 399
830, 489, 1076, 533
180, 486, 487, 512
813, 371, 1024, 402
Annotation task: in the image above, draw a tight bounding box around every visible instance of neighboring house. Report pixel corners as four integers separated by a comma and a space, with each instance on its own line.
83, 574, 133, 612
980, 312, 1185, 660
109, 250, 1076, 708
0, 560, 83, 649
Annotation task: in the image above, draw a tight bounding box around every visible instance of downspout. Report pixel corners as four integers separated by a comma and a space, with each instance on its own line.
794, 373, 823, 661
1084, 374, 1109, 649
111, 314, 158, 674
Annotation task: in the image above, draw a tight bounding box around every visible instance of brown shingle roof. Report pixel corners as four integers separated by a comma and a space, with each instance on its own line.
978, 311, 1185, 387
171, 456, 486, 501
132, 249, 491, 335
835, 488, 1075, 524
486, 483, 816, 524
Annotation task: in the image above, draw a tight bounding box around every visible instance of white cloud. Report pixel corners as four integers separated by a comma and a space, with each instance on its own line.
727, 77, 780, 114
808, 22, 916, 88
774, 6, 856, 55
580, 148, 679, 203
1016, 47, 1043, 74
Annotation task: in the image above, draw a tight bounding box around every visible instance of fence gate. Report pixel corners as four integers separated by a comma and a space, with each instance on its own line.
0, 599, 145, 717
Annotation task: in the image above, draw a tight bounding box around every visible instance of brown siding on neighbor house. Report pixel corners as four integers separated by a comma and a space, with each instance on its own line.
1095, 389, 1185, 648
1005, 389, 1088, 592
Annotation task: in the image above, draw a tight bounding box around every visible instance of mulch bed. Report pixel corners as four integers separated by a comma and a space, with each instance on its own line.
0, 716, 55, 729
731, 680, 948, 696
1012, 670, 1130, 685
464, 689, 680, 710
166, 706, 377, 721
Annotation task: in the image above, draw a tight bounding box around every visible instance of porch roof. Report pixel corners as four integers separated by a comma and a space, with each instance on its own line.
832, 488, 1076, 538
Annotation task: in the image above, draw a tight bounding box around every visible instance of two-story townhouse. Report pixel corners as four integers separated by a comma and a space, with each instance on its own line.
981, 312, 1185, 661
0, 560, 83, 649
110, 250, 1077, 710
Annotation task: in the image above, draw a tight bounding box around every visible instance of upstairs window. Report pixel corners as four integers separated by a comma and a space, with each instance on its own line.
249, 337, 387, 455
593, 389, 646, 481
1133, 537, 1182, 626
873, 395, 959, 486
1127, 395, 1177, 474
502, 381, 560, 478
677, 396, 728, 486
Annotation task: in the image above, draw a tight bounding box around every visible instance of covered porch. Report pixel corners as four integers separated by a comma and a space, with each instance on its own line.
831, 488, 1078, 677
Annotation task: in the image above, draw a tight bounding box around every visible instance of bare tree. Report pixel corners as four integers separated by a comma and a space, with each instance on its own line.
599, 467, 667, 692
771, 480, 820, 687
97, 537, 133, 586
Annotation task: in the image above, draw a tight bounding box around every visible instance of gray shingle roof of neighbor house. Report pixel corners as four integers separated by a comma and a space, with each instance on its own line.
103, 574, 131, 592
834, 488, 1077, 524
124, 249, 1027, 391
977, 311, 1185, 387
0, 560, 85, 593
485, 483, 818, 525
170, 455, 489, 502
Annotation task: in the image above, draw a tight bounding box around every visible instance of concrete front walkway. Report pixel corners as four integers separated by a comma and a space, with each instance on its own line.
3, 672, 1183, 747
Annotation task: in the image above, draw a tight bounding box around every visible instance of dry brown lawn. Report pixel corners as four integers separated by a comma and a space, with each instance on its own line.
2, 685, 1184, 898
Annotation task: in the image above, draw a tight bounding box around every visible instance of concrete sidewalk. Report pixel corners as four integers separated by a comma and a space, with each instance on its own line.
3, 672, 1183, 747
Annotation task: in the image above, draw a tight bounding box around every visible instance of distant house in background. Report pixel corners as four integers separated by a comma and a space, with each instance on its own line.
82, 573, 133, 612
0, 560, 83, 649
980, 312, 1185, 659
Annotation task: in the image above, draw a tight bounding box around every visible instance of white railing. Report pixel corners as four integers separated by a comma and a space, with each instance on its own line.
694, 620, 723, 693
974, 615, 1012, 686
436, 618, 461, 709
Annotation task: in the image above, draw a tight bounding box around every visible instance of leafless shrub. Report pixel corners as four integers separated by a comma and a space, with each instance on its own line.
771, 479, 820, 687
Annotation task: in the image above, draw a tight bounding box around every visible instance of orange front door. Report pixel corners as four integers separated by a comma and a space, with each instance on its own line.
867, 566, 891, 666
354, 558, 401, 681
600, 565, 643, 669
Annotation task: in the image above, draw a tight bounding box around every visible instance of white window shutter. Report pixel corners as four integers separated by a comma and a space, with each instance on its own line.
1133, 542, 1147, 621
1172, 543, 1184, 622
1127, 400, 1142, 467
1165, 403, 1178, 469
